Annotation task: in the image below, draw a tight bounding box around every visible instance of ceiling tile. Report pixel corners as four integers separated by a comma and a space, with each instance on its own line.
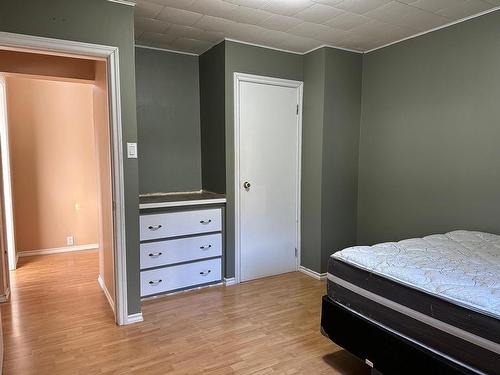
262, 0, 316, 16
135, 0, 164, 18
280, 35, 321, 52
146, 0, 196, 10
259, 14, 304, 31
335, 0, 392, 14
325, 11, 371, 30
167, 24, 225, 42
225, 6, 274, 24
288, 21, 333, 39
398, 0, 467, 14
135, 17, 171, 34
189, 0, 239, 17
365, 1, 450, 30
294, 3, 344, 23
170, 37, 213, 53
194, 14, 236, 32
312, 0, 344, 6
223, 0, 269, 8
436, 0, 493, 19
157, 7, 203, 25
317, 27, 350, 43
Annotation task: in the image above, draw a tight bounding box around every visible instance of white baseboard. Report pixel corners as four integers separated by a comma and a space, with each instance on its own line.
126, 312, 144, 324
224, 277, 236, 286
0, 287, 10, 303
299, 266, 327, 280
97, 275, 115, 313
18, 243, 99, 257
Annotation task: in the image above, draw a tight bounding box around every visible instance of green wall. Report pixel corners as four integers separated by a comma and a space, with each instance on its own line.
358, 10, 500, 244
223, 41, 304, 277
200, 41, 226, 194
0, 0, 141, 315
301, 47, 362, 273
320, 48, 362, 272
136, 47, 202, 194
301, 49, 326, 273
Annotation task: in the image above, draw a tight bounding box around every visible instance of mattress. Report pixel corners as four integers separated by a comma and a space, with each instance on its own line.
327, 230, 500, 374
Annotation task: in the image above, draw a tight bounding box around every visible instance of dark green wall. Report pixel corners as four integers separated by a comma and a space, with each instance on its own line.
0, 0, 141, 315
301, 47, 362, 274
136, 47, 202, 194
200, 41, 226, 194
358, 10, 500, 244
301, 49, 325, 273
224, 41, 304, 277
321, 48, 362, 272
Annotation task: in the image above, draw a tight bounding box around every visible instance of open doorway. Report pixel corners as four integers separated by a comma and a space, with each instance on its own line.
0, 32, 129, 325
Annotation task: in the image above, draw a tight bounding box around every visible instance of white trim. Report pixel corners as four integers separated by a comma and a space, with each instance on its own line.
98, 275, 116, 313
224, 277, 236, 286
106, 0, 135, 6
126, 312, 144, 324
299, 266, 327, 281
303, 43, 362, 55
139, 198, 226, 210
0, 287, 10, 303
18, 244, 99, 257
366, 6, 500, 53
0, 31, 130, 326
135, 44, 198, 57
0, 78, 16, 271
224, 38, 362, 56
233, 72, 303, 284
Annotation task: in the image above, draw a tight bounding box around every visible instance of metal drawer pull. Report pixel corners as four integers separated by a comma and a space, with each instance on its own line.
199, 219, 212, 225
199, 270, 211, 276
200, 245, 212, 250
148, 279, 162, 286
148, 224, 163, 231
148, 252, 163, 258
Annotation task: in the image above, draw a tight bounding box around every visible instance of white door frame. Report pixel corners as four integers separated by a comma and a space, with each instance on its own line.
0, 31, 132, 325
233, 72, 303, 284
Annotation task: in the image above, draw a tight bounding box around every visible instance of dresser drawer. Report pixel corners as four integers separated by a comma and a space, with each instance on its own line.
140, 233, 222, 269
140, 208, 222, 241
140, 258, 221, 297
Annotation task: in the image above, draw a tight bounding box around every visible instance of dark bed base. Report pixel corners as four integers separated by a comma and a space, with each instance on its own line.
320, 296, 477, 375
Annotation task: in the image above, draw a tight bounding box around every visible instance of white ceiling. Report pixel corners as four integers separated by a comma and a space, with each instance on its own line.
133, 0, 500, 54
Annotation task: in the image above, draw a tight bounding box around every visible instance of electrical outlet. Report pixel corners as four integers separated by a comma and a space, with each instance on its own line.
67, 236, 74, 246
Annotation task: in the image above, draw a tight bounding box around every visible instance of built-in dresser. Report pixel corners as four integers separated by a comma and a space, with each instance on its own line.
139, 191, 226, 298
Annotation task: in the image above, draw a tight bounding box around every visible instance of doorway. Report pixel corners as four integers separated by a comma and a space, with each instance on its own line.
234, 73, 303, 283
0, 31, 130, 325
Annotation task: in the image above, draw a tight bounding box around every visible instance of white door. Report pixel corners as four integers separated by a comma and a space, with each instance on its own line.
237, 75, 301, 282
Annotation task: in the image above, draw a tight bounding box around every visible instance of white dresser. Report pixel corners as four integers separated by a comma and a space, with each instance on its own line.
139, 192, 225, 298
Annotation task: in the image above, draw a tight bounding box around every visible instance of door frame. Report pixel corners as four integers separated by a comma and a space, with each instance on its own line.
0, 31, 131, 325
233, 72, 303, 284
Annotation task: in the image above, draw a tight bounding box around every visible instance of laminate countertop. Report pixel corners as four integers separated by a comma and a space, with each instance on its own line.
139, 191, 226, 209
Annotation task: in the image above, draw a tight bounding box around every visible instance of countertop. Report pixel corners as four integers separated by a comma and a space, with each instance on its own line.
139, 191, 226, 209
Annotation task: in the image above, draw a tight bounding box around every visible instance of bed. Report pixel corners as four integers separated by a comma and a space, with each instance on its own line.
320, 230, 500, 374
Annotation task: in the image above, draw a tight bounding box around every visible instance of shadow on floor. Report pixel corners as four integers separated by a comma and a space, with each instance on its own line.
323, 350, 371, 375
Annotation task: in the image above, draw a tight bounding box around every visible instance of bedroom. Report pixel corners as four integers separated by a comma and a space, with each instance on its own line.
0, 0, 499, 374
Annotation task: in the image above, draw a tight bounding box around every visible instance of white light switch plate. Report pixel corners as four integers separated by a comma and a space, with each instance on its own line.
127, 142, 137, 158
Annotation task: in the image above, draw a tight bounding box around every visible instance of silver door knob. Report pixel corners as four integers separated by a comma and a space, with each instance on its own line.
243, 181, 251, 189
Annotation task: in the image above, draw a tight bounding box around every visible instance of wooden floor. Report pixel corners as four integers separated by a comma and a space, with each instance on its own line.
1, 251, 369, 374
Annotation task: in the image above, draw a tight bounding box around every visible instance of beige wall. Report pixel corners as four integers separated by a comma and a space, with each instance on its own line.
6, 76, 99, 252
93, 61, 115, 302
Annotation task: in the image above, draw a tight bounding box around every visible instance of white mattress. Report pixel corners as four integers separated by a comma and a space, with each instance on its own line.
332, 230, 500, 319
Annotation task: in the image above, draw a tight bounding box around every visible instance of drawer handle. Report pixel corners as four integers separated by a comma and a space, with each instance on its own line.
199, 270, 211, 276
200, 245, 212, 250
148, 252, 163, 258
148, 224, 163, 231
200, 219, 212, 225
148, 279, 163, 286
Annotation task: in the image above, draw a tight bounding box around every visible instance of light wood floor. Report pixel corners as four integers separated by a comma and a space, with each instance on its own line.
1, 251, 369, 374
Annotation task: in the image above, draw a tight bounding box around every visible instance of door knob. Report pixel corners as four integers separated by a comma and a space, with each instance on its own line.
243, 181, 251, 189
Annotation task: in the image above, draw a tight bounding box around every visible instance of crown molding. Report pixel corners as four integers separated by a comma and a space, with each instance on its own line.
135, 44, 198, 56
107, 0, 135, 6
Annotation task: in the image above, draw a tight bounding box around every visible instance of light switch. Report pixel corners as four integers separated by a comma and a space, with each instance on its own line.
127, 142, 137, 158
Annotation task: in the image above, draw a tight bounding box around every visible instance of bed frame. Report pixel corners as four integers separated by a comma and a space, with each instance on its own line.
320, 296, 476, 375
